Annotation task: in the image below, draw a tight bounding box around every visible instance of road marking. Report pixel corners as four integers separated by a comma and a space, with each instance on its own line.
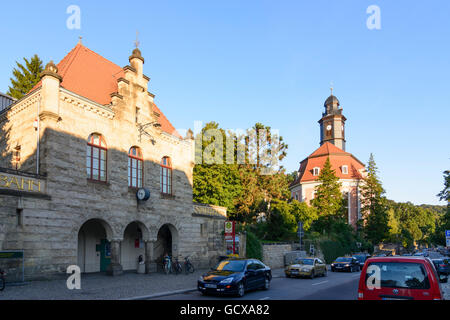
311, 280, 329, 286
259, 297, 271, 300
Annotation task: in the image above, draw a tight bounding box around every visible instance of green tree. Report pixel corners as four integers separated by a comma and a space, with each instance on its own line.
360, 154, 389, 245
7, 54, 44, 100
311, 157, 344, 234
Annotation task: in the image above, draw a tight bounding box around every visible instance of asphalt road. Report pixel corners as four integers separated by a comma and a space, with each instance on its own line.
152, 269, 362, 300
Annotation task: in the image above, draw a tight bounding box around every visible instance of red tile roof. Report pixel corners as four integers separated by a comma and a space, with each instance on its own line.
292, 142, 365, 185
31, 43, 181, 138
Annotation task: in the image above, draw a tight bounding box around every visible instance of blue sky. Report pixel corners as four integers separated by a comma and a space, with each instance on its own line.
0, 0, 449, 205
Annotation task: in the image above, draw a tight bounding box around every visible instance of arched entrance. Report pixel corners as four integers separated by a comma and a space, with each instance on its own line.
77, 219, 113, 273
121, 221, 149, 271
155, 224, 179, 268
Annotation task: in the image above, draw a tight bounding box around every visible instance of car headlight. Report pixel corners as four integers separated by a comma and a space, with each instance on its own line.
331, 264, 335, 267
219, 277, 234, 284
345, 264, 350, 267
198, 276, 204, 281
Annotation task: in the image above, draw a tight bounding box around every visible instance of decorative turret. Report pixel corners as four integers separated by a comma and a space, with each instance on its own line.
129, 48, 144, 76
39, 61, 62, 122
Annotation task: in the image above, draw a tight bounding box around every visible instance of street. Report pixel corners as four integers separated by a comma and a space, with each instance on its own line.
152, 269, 362, 300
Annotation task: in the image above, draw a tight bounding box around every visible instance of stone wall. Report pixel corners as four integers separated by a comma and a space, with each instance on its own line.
262, 243, 295, 269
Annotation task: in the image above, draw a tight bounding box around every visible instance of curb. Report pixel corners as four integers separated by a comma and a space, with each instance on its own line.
121, 287, 198, 300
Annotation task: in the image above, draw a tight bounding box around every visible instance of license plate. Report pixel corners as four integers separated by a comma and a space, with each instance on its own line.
291, 270, 299, 274
205, 283, 217, 289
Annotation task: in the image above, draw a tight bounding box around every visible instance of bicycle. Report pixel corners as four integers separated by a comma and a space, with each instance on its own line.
184, 256, 195, 274
173, 257, 183, 275
0, 269, 6, 291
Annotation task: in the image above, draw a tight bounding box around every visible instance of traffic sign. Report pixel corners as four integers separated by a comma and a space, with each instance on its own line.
446, 230, 450, 237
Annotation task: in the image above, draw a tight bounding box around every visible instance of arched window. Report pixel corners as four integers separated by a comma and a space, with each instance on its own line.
87, 133, 107, 182
160, 157, 172, 195
128, 147, 143, 188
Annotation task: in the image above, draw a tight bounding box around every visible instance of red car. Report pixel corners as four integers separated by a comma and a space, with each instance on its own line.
358, 256, 445, 300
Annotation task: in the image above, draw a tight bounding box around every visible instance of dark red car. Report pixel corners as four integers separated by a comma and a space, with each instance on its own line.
358, 256, 445, 300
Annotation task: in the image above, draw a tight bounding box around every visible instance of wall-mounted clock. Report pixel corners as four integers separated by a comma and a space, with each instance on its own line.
136, 188, 150, 201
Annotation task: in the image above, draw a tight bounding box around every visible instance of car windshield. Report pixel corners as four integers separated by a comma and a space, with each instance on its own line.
336, 257, 352, 262
214, 260, 246, 272
353, 255, 365, 262
366, 262, 430, 289
296, 259, 314, 265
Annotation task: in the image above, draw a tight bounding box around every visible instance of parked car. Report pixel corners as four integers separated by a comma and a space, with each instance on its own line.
331, 257, 360, 272
432, 258, 450, 280
358, 256, 445, 300
285, 257, 327, 279
353, 254, 371, 269
197, 258, 271, 297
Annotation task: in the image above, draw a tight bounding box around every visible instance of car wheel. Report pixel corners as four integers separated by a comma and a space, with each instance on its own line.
263, 277, 270, 290
237, 282, 245, 297
331, 268, 335, 272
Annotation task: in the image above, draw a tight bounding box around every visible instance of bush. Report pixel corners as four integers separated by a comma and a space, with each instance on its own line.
246, 230, 263, 260
320, 240, 349, 264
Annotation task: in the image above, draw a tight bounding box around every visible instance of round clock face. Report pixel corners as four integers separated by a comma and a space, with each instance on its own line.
137, 189, 146, 200
326, 125, 332, 131
137, 188, 150, 201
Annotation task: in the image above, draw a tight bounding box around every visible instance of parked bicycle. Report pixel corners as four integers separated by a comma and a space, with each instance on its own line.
0, 269, 6, 291
173, 257, 183, 275
184, 256, 195, 274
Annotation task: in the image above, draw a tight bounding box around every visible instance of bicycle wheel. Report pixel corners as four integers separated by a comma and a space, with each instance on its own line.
0, 276, 5, 291
188, 263, 195, 273
164, 263, 170, 275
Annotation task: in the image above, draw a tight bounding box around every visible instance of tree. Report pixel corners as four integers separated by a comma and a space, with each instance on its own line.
360, 154, 389, 245
311, 157, 344, 234
7, 54, 44, 100
193, 122, 243, 214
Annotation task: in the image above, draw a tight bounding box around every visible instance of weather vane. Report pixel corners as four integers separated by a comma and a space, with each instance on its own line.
330, 81, 334, 95
134, 31, 140, 49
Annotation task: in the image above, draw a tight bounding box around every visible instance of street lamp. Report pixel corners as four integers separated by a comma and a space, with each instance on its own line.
137, 121, 161, 143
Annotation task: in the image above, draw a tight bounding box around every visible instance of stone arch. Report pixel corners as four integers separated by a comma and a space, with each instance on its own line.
154, 223, 180, 267
121, 221, 150, 271
77, 218, 115, 273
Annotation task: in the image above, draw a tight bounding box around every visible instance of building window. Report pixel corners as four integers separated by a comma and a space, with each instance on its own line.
342, 165, 348, 174
313, 167, 320, 176
160, 156, 172, 195
13, 145, 21, 170
86, 133, 107, 182
128, 147, 143, 188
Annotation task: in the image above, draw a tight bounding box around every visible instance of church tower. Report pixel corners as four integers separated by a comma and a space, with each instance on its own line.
318, 90, 347, 151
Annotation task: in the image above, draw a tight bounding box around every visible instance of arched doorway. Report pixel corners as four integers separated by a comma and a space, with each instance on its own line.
77, 219, 113, 273
155, 224, 178, 268
121, 221, 149, 271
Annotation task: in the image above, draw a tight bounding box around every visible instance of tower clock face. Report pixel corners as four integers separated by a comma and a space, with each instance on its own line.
326, 125, 332, 131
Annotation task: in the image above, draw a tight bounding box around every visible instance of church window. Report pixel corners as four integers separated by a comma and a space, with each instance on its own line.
342, 165, 348, 174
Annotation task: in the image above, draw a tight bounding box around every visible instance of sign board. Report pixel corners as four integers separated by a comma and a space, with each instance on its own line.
446, 230, 450, 238
225, 221, 236, 254
0, 171, 46, 193
0, 251, 24, 259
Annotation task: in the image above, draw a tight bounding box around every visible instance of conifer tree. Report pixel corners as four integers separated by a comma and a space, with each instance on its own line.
360, 153, 389, 245
311, 157, 344, 233
7, 54, 44, 100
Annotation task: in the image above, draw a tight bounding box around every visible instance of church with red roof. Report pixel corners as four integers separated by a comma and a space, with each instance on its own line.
290, 93, 366, 228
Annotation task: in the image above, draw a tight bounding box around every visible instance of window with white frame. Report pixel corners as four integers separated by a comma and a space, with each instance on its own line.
313, 167, 320, 176
342, 165, 348, 175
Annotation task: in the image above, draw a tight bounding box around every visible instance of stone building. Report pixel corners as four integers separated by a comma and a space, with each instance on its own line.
290, 93, 366, 228
0, 43, 226, 279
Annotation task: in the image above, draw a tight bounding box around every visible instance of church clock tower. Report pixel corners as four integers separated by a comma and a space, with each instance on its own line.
318, 91, 347, 151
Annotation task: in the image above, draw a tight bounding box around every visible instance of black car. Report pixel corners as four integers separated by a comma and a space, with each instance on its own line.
331, 257, 360, 272
432, 258, 450, 278
198, 259, 272, 297
352, 254, 370, 269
